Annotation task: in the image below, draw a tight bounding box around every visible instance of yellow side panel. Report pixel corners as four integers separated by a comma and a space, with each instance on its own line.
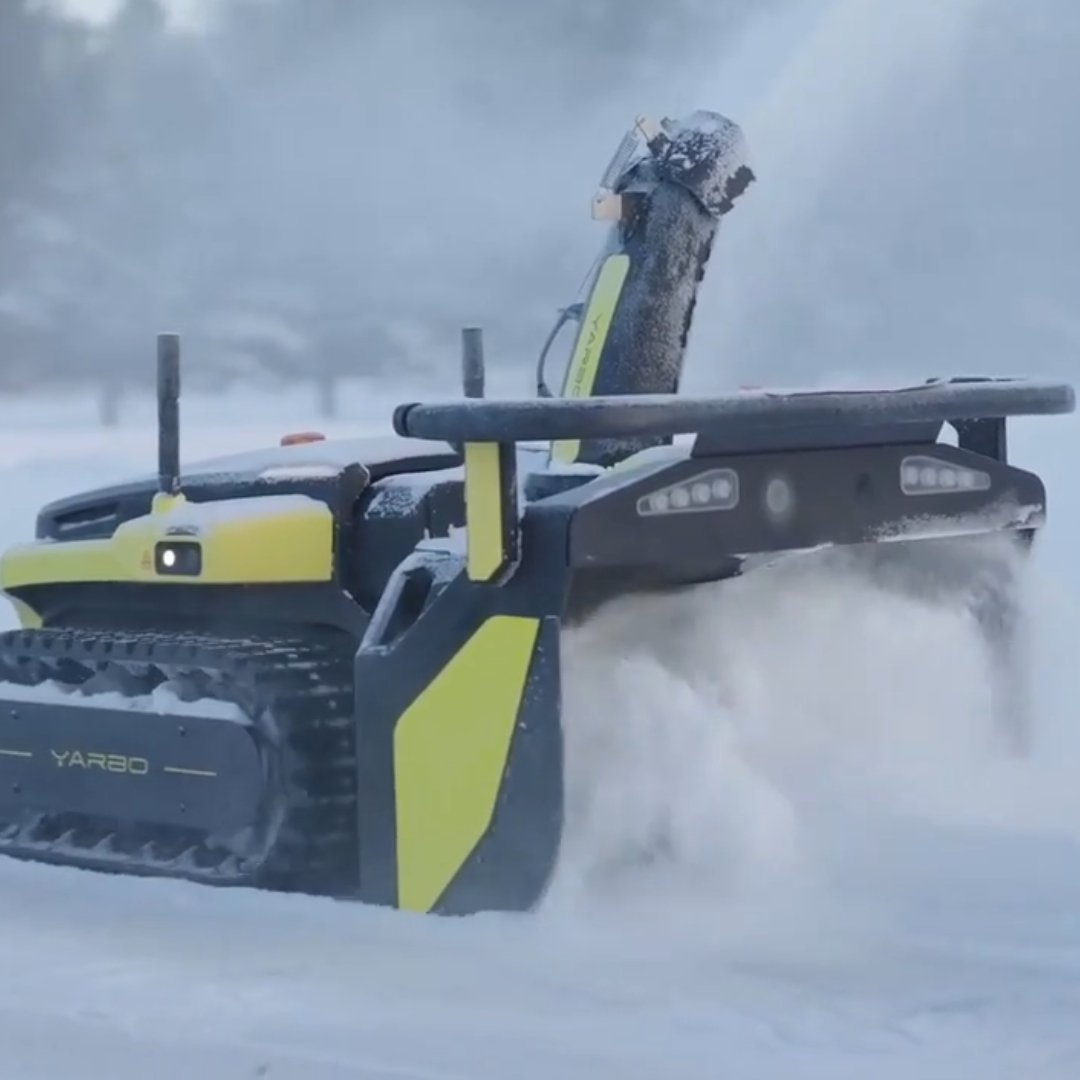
0, 494, 334, 589
552, 253, 631, 465
394, 615, 540, 913
463, 442, 505, 582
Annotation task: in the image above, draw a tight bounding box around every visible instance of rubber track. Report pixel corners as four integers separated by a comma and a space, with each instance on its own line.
0, 627, 358, 896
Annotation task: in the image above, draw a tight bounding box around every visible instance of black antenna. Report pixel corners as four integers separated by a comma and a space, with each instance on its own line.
157, 332, 181, 495
461, 327, 485, 399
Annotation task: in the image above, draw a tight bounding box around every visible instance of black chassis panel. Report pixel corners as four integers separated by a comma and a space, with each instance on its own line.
563, 443, 1046, 570
11, 581, 370, 638
0, 697, 261, 834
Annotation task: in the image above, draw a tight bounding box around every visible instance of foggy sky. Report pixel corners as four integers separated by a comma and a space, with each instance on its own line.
688, 0, 1079, 391
54, 0, 207, 28
19, 0, 1080, 397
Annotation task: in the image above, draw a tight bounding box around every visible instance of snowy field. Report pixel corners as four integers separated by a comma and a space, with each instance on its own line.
0, 385, 1079, 1078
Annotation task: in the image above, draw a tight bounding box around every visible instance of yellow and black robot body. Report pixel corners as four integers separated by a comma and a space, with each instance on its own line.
0, 112, 1070, 915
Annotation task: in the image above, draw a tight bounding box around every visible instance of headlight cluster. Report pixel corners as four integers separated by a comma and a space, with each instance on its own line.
636, 469, 740, 517
634, 451, 993, 524
900, 455, 990, 496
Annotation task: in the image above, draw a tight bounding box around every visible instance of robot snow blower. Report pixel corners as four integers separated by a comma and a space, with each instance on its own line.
0, 112, 1071, 914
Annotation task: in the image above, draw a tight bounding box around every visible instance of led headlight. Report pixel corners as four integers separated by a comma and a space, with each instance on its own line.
154, 540, 202, 576
637, 469, 740, 517
900, 456, 990, 496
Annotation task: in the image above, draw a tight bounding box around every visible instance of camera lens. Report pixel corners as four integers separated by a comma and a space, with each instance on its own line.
154, 541, 202, 576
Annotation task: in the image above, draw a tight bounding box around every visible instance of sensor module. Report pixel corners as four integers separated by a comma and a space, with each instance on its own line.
154, 541, 201, 576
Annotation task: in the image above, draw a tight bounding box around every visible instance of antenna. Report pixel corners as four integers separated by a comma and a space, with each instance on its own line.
461, 327, 485, 399
157, 332, 181, 495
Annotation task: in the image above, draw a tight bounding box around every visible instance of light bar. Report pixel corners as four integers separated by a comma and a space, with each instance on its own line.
900, 455, 991, 496
637, 468, 739, 517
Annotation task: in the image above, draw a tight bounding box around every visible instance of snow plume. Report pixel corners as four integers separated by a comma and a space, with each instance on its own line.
688, 0, 1079, 391
548, 531, 1080, 941
690, 0, 988, 388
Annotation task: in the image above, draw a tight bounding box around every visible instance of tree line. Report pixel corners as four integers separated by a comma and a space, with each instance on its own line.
0, 0, 772, 417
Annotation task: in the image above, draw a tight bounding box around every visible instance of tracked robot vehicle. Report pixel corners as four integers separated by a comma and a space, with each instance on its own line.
0, 112, 1071, 914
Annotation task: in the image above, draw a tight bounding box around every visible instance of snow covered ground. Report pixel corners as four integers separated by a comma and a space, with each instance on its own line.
0, 386, 1077, 1078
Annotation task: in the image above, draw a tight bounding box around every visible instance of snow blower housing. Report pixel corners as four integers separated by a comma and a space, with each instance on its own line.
0, 111, 1072, 915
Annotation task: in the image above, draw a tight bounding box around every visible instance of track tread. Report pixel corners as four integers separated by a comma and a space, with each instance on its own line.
0, 626, 358, 896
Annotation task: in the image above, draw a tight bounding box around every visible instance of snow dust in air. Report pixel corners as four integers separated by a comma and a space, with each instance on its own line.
549, 533, 1080, 939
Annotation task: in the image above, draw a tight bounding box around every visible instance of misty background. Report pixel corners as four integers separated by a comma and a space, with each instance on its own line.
0, 0, 1076, 423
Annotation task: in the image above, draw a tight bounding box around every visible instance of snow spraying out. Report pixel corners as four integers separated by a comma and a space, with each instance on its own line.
549, 532, 1080, 944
